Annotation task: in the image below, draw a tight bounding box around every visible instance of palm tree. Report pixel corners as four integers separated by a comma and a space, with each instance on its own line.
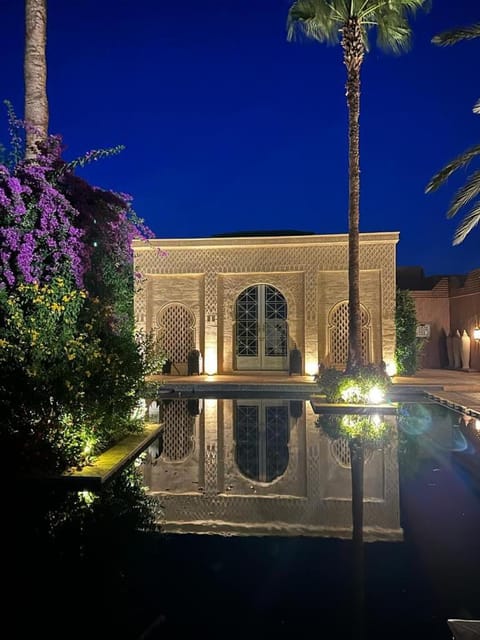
425, 23, 480, 245
287, 0, 429, 372
24, 0, 48, 159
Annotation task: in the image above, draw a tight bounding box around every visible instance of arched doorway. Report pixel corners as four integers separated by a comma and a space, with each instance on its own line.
235, 284, 288, 370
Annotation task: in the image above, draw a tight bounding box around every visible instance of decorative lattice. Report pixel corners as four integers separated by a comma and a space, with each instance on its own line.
329, 438, 373, 469
265, 286, 287, 356
156, 303, 195, 363
160, 399, 195, 462
328, 302, 370, 366
236, 286, 258, 356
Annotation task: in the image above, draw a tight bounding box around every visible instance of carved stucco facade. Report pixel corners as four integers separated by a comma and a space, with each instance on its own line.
133, 232, 399, 375
141, 398, 402, 540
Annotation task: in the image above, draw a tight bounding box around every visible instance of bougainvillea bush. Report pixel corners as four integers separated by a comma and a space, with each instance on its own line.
0, 111, 156, 473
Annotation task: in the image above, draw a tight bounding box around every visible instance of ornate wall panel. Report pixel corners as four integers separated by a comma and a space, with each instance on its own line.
133, 233, 398, 373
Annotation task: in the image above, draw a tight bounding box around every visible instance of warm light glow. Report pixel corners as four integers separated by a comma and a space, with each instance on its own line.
371, 414, 382, 428
305, 359, 318, 376
475, 419, 480, 431
473, 327, 480, 341
368, 386, 385, 405
204, 347, 217, 375
385, 361, 397, 377
78, 490, 97, 505
341, 385, 361, 403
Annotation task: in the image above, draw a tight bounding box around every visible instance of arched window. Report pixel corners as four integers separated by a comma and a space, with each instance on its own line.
156, 303, 195, 368
328, 302, 371, 367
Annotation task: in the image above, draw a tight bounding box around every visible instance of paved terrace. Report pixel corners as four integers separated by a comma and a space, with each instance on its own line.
150, 367, 480, 418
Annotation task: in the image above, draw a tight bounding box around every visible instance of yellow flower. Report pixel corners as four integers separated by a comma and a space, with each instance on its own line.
66, 353, 76, 361
51, 302, 62, 312
0, 338, 8, 348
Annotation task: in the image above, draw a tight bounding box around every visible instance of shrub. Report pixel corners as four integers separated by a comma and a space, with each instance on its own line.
316, 363, 391, 404
395, 288, 424, 375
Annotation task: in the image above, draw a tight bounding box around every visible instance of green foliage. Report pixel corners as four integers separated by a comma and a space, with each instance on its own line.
0, 277, 155, 472
395, 289, 424, 375
317, 413, 393, 446
316, 363, 391, 403
137, 330, 167, 376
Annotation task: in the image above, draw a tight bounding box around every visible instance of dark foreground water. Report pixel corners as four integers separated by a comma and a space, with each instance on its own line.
7, 397, 480, 640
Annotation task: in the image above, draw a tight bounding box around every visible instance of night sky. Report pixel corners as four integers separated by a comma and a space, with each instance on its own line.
1, 0, 479, 276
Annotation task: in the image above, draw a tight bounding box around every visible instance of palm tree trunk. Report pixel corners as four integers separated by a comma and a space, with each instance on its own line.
342, 18, 364, 372
24, 0, 48, 159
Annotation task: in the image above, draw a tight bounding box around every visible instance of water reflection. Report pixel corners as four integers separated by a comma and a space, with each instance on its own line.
141, 397, 403, 541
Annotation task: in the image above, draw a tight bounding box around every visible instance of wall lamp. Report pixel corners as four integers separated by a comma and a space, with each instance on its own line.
473, 327, 480, 341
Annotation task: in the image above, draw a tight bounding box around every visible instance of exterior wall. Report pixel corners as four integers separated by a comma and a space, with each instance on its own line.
410, 269, 480, 370
449, 270, 480, 371
133, 232, 399, 374
411, 279, 450, 369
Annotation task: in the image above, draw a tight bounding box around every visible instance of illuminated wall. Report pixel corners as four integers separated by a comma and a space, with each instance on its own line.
133, 232, 398, 374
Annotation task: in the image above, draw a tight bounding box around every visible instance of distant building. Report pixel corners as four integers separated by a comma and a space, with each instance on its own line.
397, 266, 480, 370
133, 231, 399, 375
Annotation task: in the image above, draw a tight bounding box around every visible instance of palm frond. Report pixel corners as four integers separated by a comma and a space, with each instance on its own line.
446, 169, 480, 219
287, 0, 341, 44
376, 14, 412, 53
452, 202, 480, 245
432, 23, 480, 47
366, 0, 429, 55
425, 144, 480, 193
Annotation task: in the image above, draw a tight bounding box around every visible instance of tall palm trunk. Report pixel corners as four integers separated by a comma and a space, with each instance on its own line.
24, 0, 48, 159
342, 18, 364, 372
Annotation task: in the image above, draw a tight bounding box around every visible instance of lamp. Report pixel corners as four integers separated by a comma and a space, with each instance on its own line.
473, 327, 480, 341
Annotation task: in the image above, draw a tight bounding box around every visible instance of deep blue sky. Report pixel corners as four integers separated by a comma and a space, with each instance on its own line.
1, 0, 479, 275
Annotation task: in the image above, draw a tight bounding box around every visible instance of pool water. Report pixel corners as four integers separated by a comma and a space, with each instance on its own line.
8, 397, 480, 640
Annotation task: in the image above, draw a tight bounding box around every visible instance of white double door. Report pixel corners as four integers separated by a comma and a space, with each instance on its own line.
235, 284, 288, 371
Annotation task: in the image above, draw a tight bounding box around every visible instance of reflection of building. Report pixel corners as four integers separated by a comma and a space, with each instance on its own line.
142, 398, 403, 541
133, 232, 398, 375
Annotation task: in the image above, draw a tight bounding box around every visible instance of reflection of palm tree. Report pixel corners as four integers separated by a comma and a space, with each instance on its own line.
318, 413, 392, 637
350, 438, 365, 637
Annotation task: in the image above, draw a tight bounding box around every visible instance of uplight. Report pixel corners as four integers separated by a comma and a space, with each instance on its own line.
368, 386, 385, 405
371, 414, 382, 428
385, 361, 397, 377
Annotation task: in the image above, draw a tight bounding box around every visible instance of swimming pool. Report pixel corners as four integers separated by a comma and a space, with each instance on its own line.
9, 396, 480, 640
